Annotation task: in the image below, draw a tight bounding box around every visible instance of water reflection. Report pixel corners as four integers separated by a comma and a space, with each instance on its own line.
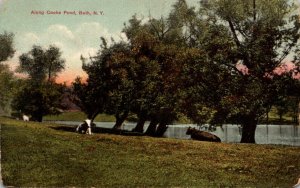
171, 124, 300, 146
50, 121, 300, 146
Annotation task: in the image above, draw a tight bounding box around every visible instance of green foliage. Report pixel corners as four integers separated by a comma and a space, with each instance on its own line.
0, 32, 15, 114
0, 32, 15, 62
17, 45, 65, 82
76, 2, 198, 132
12, 82, 65, 122
72, 42, 133, 120
0, 64, 15, 114
71, 0, 300, 142
12, 45, 66, 121
183, 0, 300, 143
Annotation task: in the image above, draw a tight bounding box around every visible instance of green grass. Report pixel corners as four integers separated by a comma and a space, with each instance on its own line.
44, 111, 116, 122
1, 117, 300, 187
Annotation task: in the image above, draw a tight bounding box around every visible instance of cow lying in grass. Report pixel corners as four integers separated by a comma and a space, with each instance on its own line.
186, 127, 221, 142
76, 119, 95, 135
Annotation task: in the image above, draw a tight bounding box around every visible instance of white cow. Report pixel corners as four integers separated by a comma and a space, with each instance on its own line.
22, 115, 29, 121
76, 119, 93, 135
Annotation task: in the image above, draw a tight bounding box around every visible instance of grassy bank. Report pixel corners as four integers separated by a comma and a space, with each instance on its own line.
1, 117, 299, 187
44, 111, 116, 122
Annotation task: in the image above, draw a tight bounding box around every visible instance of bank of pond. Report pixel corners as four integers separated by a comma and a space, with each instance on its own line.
49, 121, 300, 147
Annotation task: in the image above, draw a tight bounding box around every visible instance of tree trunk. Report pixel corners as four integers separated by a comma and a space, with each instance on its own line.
155, 122, 168, 137
32, 112, 43, 122
279, 113, 283, 123
132, 112, 147, 133
298, 101, 300, 125
37, 115, 43, 122
113, 111, 128, 130
240, 115, 257, 143
88, 109, 100, 122
145, 119, 159, 136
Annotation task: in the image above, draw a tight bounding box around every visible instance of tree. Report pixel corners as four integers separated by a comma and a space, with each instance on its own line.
0, 32, 15, 62
12, 82, 65, 122
0, 32, 15, 115
45, 46, 66, 82
275, 80, 300, 124
0, 64, 15, 114
74, 0, 300, 142
77, 1, 197, 136
186, 0, 300, 143
72, 77, 100, 120
76, 13, 186, 135
72, 41, 132, 122
122, 8, 194, 135
18, 45, 65, 83
103, 43, 135, 129
12, 45, 65, 121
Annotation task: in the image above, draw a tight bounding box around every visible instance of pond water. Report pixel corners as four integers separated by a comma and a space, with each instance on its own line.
50, 121, 300, 146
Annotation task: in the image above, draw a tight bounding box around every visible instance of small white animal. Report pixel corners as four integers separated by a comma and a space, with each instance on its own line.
22, 115, 29, 121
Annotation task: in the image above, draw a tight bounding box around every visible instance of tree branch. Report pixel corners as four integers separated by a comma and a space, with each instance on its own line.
227, 18, 242, 48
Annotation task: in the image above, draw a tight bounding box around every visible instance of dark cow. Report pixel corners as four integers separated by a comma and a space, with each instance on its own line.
76, 119, 96, 135
186, 127, 221, 142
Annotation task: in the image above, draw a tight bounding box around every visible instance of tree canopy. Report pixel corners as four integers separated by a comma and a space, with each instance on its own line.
0, 32, 15, 115
18, 45, 65, 83
0, 32, 15, 63
12, 45, 66, 122
72, 0, 300, 143
190, 0, 300, 143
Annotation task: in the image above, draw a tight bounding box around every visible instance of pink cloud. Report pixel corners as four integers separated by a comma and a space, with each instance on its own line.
236, 61, 300, 79
56, 70, 87, 86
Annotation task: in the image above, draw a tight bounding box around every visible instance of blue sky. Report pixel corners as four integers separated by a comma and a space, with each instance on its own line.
0, 0, 199, 84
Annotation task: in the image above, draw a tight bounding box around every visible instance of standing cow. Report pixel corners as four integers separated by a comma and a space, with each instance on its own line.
22, 114, 30, 121
76, 119, 95, 135
186, 127, 221, 142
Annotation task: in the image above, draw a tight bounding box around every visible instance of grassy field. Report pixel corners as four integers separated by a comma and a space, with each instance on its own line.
1, 117, 300, 187
44, 111, 116, 122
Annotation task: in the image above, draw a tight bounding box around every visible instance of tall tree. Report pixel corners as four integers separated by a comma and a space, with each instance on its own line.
72, 41, 130, 121
122, 8, 193, 134
187, 0, 300, 143
12, 45, 65, 121
104, 43, 136, 129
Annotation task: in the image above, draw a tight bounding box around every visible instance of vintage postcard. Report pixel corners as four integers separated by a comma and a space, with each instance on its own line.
0, 0, 300, 187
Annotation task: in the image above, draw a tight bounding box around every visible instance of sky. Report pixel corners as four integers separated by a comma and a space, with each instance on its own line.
0, 0, 199, 84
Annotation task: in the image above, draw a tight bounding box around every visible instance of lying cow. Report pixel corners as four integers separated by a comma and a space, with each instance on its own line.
76, 119, 95, 135
186, 127, 221, 142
